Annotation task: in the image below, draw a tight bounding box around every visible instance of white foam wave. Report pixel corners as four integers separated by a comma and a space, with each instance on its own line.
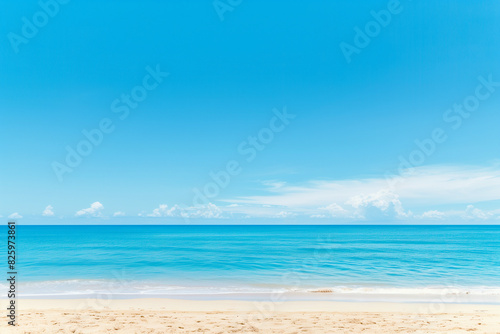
2, 280, 500, 303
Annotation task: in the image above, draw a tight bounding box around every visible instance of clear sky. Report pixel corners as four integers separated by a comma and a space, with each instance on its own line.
1, 0, 500, 224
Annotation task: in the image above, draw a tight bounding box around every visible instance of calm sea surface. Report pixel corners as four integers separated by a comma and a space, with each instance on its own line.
4, 225, 500, 302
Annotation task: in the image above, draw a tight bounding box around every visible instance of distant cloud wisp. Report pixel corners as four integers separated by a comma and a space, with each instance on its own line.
42, 205, 55, 216
76, 202, 104, 217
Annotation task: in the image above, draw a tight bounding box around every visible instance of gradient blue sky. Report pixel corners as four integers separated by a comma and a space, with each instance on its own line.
1, 0, 500, 223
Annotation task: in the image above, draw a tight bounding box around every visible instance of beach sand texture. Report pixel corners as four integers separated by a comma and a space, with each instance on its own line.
1, 299, 500, 333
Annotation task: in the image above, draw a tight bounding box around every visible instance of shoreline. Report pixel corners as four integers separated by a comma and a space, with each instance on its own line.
7, 280, 500, 304
9, 290, 500, 305
6, 298, 500, 312
6, 281, 500, 304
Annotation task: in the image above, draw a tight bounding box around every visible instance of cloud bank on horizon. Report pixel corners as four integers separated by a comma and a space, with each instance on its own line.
10, 164, 500, 223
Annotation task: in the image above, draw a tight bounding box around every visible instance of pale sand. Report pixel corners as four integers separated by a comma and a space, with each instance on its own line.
2, 299, 500, 333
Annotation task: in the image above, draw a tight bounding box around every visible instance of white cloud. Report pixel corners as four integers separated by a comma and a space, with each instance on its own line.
227, 165, 500, 209
8, 212, 22, 219
42, 205, 54, 216
219, 165, 500, 221
147, 204, 169, 217
414, 206, 500, 221
320, 203, 357, 218
76, 202, 104, 217
310, 190, 411, 220
40, 164, 500, 222
462, 205, 492, 220
261, 180, 287, 191
276, 211, 297, 218
221, 190, 413, 220
347, 190, 411, 218
223, 203, 302, 218
113, 211, 125, 217
419, 210, 446, 219
195, 203, 224, 218
142, 203, 224, 219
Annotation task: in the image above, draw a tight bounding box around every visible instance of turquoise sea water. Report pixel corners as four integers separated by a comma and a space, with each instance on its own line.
4, 225, 500, 302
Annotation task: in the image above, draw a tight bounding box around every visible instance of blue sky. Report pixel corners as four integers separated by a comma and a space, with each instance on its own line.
1, 0, 500, 223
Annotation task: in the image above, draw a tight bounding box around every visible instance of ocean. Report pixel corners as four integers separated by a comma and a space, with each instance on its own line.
4, 225, 500, 303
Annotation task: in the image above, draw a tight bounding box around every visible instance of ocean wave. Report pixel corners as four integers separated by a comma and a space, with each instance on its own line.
3, 280, 500, 302
0, 280, 287, 297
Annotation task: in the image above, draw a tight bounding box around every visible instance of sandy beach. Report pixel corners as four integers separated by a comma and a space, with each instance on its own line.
1, 299, 500, 333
